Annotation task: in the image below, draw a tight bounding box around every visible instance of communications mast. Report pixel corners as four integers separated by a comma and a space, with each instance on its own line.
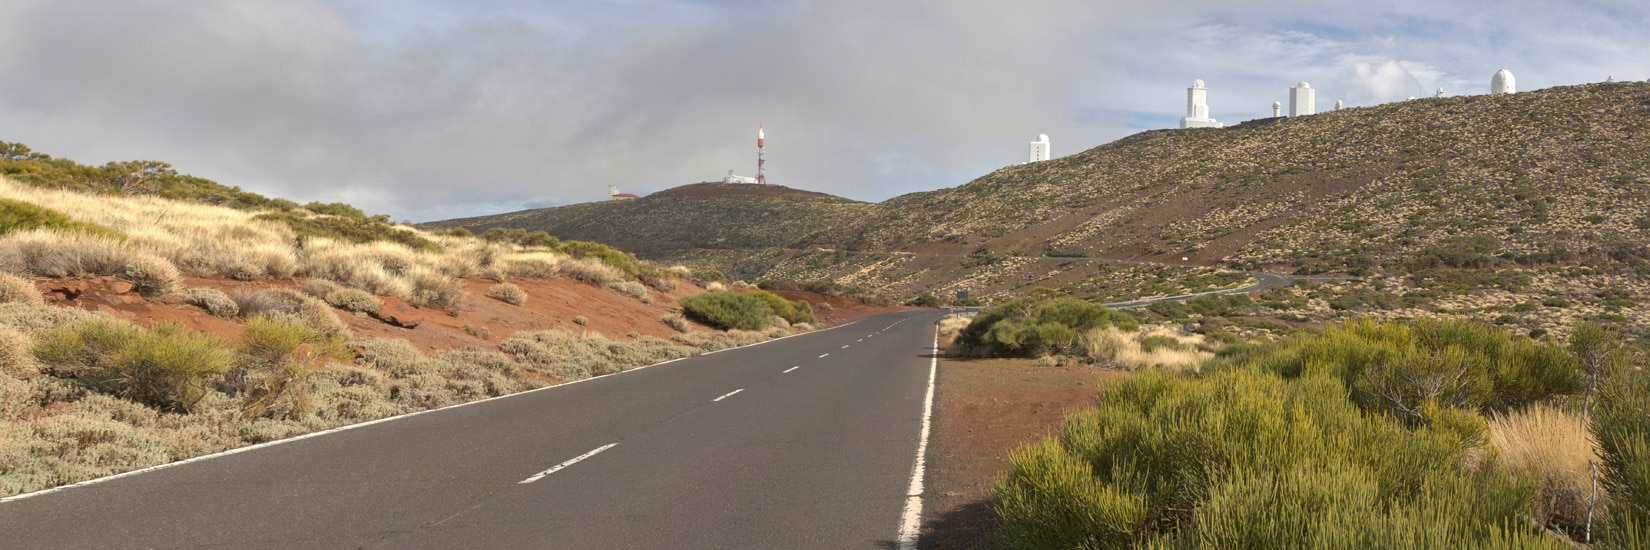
756, 123, 767, 185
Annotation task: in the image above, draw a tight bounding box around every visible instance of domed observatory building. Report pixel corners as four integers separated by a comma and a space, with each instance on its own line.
1179, 80, 1224, 129
1492, 69, 1516, 94
1289, 82, 1316, 116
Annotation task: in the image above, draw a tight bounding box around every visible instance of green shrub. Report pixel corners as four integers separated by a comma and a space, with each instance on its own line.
487, 282, 527, 305
1138, 334, 1186, 353
954, 297, 1137, 358
1544, 297, 1572, 308
1592, 331, 1650, 548
0, 272, 42, 306
233, 288, 350, 339
1228, 318, 1581, 419
992, 368, 1559, 549
746, 290, 814, 325
0, 199, 124, 240
33, 319, 233, 412
235, 315, 345, 419
908, 291, 943, 307
120, 253, 180, 297
679, 291, 774, 331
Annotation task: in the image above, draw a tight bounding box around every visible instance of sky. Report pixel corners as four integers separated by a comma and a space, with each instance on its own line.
0, 0, 1645, 221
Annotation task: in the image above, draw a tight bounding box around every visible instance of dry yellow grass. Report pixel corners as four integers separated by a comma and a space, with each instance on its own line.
1081, 326, 1213, 371
1487, 404, 1601, 533
938, 314, 972, 336
0, 273, 43, 306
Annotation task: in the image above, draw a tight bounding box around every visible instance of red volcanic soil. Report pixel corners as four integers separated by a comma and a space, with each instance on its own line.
31, 275, 899, 354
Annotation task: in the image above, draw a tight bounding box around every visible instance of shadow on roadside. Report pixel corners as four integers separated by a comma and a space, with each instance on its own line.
920, 498, 999, 549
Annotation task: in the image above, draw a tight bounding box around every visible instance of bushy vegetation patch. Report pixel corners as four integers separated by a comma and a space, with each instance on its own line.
1221, 318, 1580, 420
499, 330, 693, 382
233, 315, 348, 419
0, 198, 124, 241
0, 272, 42, 306
1592, 331, 1650, 548
679, 291, 776, 331
253, 210, 435, 251
486, 282, 527, 305
746, 290, 814, 325
952, 297, 1137, 358
0, 229, 177, 296
181, 287, 239, 318
233, 288, 350, 339
993, 367, 1558, 548
33, 319, 233, 412
994, 317, 1636, 547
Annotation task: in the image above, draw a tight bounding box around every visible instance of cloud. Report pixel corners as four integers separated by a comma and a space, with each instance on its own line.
0, 0, 1644, 221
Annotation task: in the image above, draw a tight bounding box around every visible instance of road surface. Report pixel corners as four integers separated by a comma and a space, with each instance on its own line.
0, 310, 949, 549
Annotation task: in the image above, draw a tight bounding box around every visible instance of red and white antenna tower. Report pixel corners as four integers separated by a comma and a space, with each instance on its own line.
756, 123, 767, 185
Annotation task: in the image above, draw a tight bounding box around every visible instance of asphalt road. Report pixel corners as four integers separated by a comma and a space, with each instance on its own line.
0, 309, 949, 549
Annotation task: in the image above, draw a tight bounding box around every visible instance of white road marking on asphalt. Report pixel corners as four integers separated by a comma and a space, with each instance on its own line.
819, 353, 829, 358
713, 389, 744, 402
519, 443, 618, 484
783, 366, 800, 373
841, 345, 850, 349
895, 325, 941, 550
1, 312, 881, 504
858, 339, 863, 342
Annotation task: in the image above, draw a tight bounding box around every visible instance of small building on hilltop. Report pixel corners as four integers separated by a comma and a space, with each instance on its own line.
1028, 134, 1051, 163
1492, 69, 1517, 94
1179, 79, 1224, 129
607, 185, 640, 201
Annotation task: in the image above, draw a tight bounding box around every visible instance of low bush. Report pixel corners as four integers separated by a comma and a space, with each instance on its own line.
661, 313, 689, 333
604, 280, 648, 300
300, 278, 342, 299
0, 272, 42, 306
1079, 326, 1211, 371
992, 368, 1559, 548
953, 297, 1137, 358
671, 329, 770, 352
33, 319, 233, 412
486, 282, 527, 305
573, 315, 589, 326
937, 315, 971, 336
324, 288, 380, 313
233, 288, 350, 339
1488, 404, 1597, 537
500, 330, 692, 382
181, 287, 239, 318
679, 291, 774, 331
1594, 339, 1650, 548
0, 324, 37, 377
1223, 318, 1581, 419
234, 315, 346, 419
559, 257, 622, 285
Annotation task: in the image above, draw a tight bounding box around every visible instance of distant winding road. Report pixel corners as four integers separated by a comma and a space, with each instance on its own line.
1, 310, 949, 549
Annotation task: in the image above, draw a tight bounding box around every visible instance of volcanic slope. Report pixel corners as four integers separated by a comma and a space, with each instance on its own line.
435, 183, 870, 257
440, 82, 1650, 301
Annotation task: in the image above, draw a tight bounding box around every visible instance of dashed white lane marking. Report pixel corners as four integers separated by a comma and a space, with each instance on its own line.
895, 324, 940, 549
819, 353, 829, 358
713, 389, 744, 402
858, 339, 864, 342
519, 443, 618, 484
842, 345, 850, 349
783, 366, 800, 373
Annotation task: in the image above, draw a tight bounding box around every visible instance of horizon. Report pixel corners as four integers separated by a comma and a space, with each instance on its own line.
0, 0, 1644, 222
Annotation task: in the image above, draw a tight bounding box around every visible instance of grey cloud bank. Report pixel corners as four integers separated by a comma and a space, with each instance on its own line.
0, 0, 1644, 221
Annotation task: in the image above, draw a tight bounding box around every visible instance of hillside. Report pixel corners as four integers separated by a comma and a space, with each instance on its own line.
442, 82, 1650, 337
433, 182, 871, 256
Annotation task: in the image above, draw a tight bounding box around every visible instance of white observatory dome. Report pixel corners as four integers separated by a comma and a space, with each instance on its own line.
1038, 133, 1049, 142
1492, 69, 1516, 94
1297, 81, 1311, 88
1192, 79, 1205, 88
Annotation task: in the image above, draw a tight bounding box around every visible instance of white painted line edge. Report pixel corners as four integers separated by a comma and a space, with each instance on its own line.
895, 323, 940, 550
0, 314, 882, 504
819, 353, 830, 358
713, 388, 745, 402
841, 345, 850, 349
783, 366, 800, 373
519, 443, 618, 484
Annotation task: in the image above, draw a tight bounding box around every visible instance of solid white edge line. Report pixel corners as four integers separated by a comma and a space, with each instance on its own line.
896, 322, 939, 549
782, 366, 800, 373
713, 388, 744, 402
518, 443, 618, 484
1, 315, 880, 504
